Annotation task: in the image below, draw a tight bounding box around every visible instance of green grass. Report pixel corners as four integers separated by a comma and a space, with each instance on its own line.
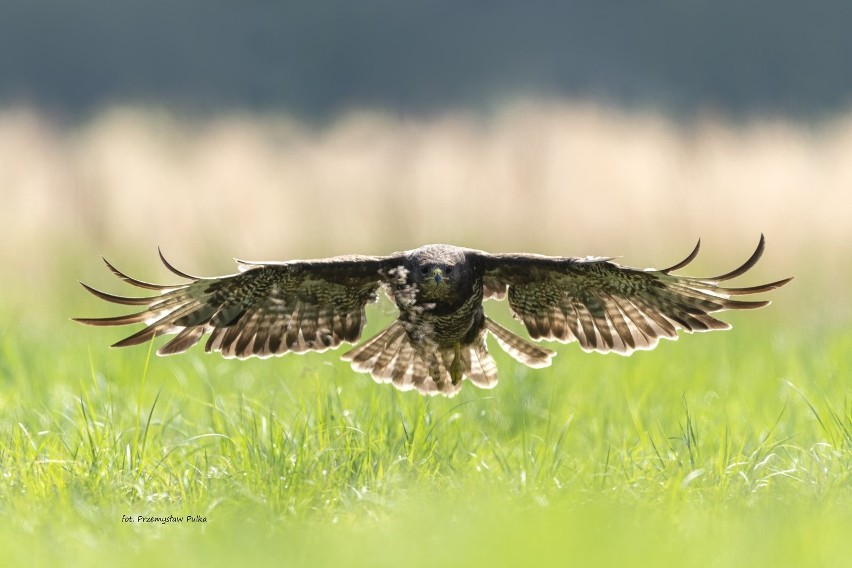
1, 274, 851, 567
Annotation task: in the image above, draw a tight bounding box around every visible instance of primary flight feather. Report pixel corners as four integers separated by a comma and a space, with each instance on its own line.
75, 236, 791, 397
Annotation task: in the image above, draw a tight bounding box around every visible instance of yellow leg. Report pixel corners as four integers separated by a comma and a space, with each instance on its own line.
450, 343, 463, 385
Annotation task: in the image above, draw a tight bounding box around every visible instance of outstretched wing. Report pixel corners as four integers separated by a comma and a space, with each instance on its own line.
74, 250, 406, 359
471, 235, 791, 355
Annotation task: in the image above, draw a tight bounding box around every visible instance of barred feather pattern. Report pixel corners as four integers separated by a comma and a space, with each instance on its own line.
342, 320, 502, 397
484, 235, 792, 355
74, 252, 389, 359
75, 237, 791, 397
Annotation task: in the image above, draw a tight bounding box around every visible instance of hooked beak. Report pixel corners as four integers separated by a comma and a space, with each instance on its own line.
431, 267, 443, 284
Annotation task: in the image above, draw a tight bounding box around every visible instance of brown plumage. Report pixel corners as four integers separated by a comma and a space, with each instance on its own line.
75, 236, 791, 397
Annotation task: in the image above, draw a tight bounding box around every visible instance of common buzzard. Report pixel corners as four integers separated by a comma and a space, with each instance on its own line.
75, 236, 790, 397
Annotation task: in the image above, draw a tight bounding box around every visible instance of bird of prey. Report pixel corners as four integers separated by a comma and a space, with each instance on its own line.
75, 236, 790, 397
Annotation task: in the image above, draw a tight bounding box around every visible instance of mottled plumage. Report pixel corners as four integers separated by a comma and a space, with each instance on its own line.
76, 237, 791, 397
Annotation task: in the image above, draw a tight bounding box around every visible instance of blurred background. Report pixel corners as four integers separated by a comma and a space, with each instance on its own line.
0, 1, 847, 323
2, 7, 851, 560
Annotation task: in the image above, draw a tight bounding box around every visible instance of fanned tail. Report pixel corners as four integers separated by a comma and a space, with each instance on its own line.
341, 322, 499, 397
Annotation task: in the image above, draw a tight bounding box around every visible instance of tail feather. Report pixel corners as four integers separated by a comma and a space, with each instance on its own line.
341, 321, 402, 369
464, 344, 499, 389
341, 322, 500, 397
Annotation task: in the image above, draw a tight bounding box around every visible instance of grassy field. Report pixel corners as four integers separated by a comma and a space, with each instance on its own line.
1, 103, 850, 566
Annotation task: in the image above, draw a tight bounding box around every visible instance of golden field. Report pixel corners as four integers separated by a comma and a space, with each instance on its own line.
1, 102, 848, 271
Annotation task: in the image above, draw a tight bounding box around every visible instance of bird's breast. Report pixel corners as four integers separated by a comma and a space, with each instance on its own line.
396, 279, 485, 348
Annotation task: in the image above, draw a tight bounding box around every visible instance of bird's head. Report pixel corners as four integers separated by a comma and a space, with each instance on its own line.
408, 244, 470, 299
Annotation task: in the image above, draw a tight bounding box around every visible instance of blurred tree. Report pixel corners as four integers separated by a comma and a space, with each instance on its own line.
1, 0, 849, 118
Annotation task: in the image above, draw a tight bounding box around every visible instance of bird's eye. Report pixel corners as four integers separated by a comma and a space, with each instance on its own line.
445, 266, 454, 274
419, 265, 430, 275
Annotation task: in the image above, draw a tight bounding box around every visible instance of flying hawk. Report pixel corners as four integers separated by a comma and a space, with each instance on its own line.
75, 236, 790, 397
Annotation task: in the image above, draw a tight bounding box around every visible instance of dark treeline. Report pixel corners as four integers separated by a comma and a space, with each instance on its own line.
2, 0, 850, 119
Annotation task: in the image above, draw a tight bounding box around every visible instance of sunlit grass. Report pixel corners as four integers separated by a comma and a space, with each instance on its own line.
1, 279, 851, 565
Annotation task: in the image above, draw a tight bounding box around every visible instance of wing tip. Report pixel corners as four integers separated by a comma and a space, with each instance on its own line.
158, 247, 199, 280
708, 234, 767, 281
100, 255, 180, 291
662, 238, 701, 273
78, 280, 159, 306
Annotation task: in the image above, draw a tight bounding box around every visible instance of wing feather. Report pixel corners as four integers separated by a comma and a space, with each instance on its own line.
77, 239, 791, 397
75, 251, 405, 359
470, 234, 791, 356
